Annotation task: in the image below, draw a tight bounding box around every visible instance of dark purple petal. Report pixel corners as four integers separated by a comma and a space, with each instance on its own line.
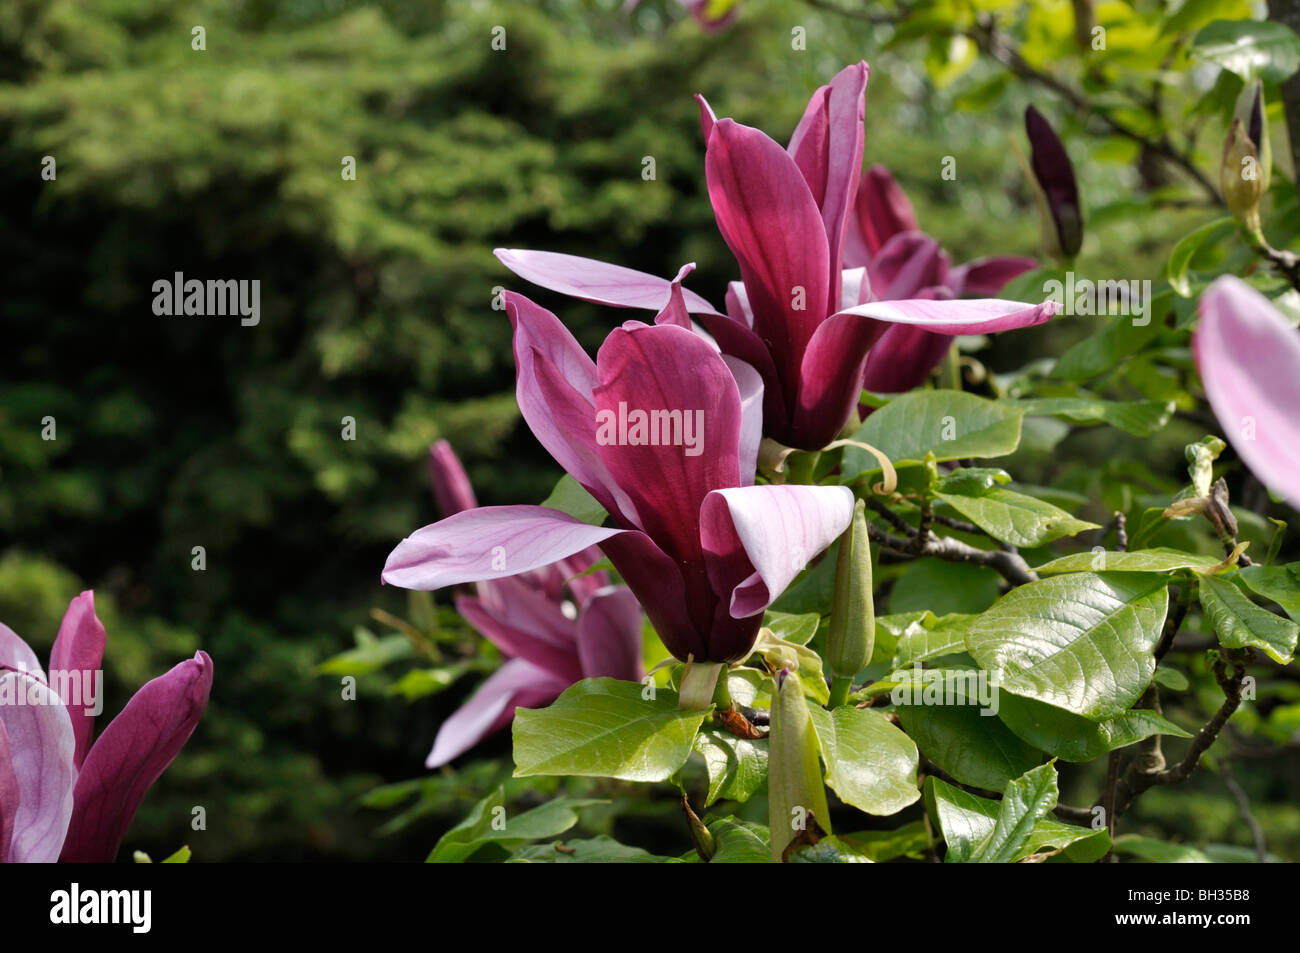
1025, 105, 1083, 258
576, 586, 644, 681
846, 164, 920, 266
48, 590, 107, 769
59, 652, 213, 863
428, 440, 478, 517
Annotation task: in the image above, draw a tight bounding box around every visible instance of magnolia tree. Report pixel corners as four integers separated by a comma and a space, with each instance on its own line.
354, 8, 1300, 864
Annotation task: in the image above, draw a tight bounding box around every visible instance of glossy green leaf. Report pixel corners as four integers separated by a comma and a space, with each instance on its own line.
763, 610, 820, 646
1167, 217, 1236, 296
1199, 573, 1298, 664
1112, 834, 1210, 863
1238, 563, 1300, 623
427, 787, 604, 862
694, 729, 767, 806
964, 572, 1169, 719
707, 817, 771, 864
996, 692, 1190, 762
509, 836, 682, 863
1193, 19, 1300, 82
936, 485, 1099, 547
541, 473, 608, 526
1034, 548, 1220, 574
512, 678, 708, 781
926, 763, 1065, 863
808, 706, 920, 816
1050, 314, 1162, 380
1006, 396, 1175, 437
892, 611, 979, 665
888, 558, 1001, 616
842, 391, 1023, 477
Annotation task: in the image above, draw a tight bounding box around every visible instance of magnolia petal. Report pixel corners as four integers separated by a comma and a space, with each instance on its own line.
705, 118, 831, 401
0, 623, 43, 680
428, 440, 478, 517
495, 249, 719, 314
789, 310, 890, 450
456, 594, 583, 684
508, 292, 643, 526
722, 356, 764, 486
48, 590, 107, 769
695, 92, 718, 142
788, 62, 869, 308
0, 721, 18, 861
701, 485, 854, 619
599, 531, 706, 662
0, 672, 77, 863
1196, 276, 1300, 508
834, 296, 1059, 334
868, 230, 950, 300
862, 324, 955, 394
383, 505, 627, 591
576, 586, 644, 682
425, 659, 568, 769
653, 263, 696, 330
846, 164, 920, 266
60, 652, 212, 863
592, 322, 743, 564
949, 255, 1037, 297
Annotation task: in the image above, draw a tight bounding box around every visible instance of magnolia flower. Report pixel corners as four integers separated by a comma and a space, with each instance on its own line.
0, 592, 212, 863
384, 290, 853, 664
496, 63, 1057, 451
1024, 105, 1083, 261
847, 164, 1037, 393
422, 440, 643, 767
1195, 276, 1300, 509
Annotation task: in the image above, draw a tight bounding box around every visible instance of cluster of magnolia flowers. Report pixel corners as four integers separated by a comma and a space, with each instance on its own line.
386, 62, 1300, 770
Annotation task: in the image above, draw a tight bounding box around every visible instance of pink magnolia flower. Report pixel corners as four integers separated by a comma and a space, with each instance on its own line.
847, 164, 1038, 394
384, 292, 853, 664
1195, 276, 1300, 508
0, 592, 212, 863
422, 440, 643, 768
495, 63, 1058, 451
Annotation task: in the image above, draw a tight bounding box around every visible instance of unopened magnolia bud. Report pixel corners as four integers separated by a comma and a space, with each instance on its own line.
827, 498, 875, 679
1025, 105, 1083, 261
768, 668, 831, 862
1221, 117, 1266, 240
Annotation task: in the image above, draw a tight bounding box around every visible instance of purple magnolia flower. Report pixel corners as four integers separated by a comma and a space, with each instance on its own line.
495, 63, 1058, 451
1195, 276, 1300, 509
0, 592, 212, 863
1024, 105, 1083, 260
422, 440, 644, 768
384, 291, 854, 664
846, 164, 1038, 394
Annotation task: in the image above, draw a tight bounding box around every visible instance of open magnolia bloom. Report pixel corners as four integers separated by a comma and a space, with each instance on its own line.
423, 440, 643, 767
1195, 276, 1300, 509
0, 592, 212, 863
496, 62, 1057, 451
384, 291, 853, 664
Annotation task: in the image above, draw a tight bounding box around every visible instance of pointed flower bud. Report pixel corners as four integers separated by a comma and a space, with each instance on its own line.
826, 498, 875, 686
1221, 81, 1270, 240
1024, 105, 1083, 261
768, 668, 831, 862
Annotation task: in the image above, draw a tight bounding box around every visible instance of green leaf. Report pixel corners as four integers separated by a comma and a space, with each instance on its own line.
892, 611, 979, 665
160, 846, 191, 863
509, 836, 682, 863
426, 787, 604, 862
1153, 666, 1190, 691
788, 836, 874, 863
842, 391, 1023, 478
1238, 563, 1300, 623
1193, 19, 1300, 82
315, 629, 412, 676
926, 763, 1065, 863
888, 558, 1001, 616
833, 822, 930, 862
935, 486, 1099, 548
1199, 573, 1298, 664
1034, 548, 1221, 574
1167, 217, 1236, 296
541, 473, 608, 525
1112, 834, 1211, 863
762, 610, 820, 646
895, 681, 1043, 792
512, 678, 708, 781
694, 729, 767, 806
996, 692, 1190, 762
707, 817, 771, 864
1005, 397, 1175, 437
808, 706, 920, 816
935, 467, 1011, 493
1050, 314, 1162, 380
752, 628, 829, 705
964, 573, 1169, 719
386, 665, 465, 701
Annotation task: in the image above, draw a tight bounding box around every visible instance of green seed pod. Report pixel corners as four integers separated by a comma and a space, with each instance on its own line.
768, 668, 831, 862
826, 498, 875, 681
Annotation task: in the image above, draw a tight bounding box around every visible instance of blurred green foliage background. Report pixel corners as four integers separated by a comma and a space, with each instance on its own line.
2, 0, 1295, 860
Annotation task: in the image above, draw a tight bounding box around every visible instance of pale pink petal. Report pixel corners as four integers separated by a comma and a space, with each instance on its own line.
496, 249, 719, 314
576, 586, 644, 681
0, 672, 76, 862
